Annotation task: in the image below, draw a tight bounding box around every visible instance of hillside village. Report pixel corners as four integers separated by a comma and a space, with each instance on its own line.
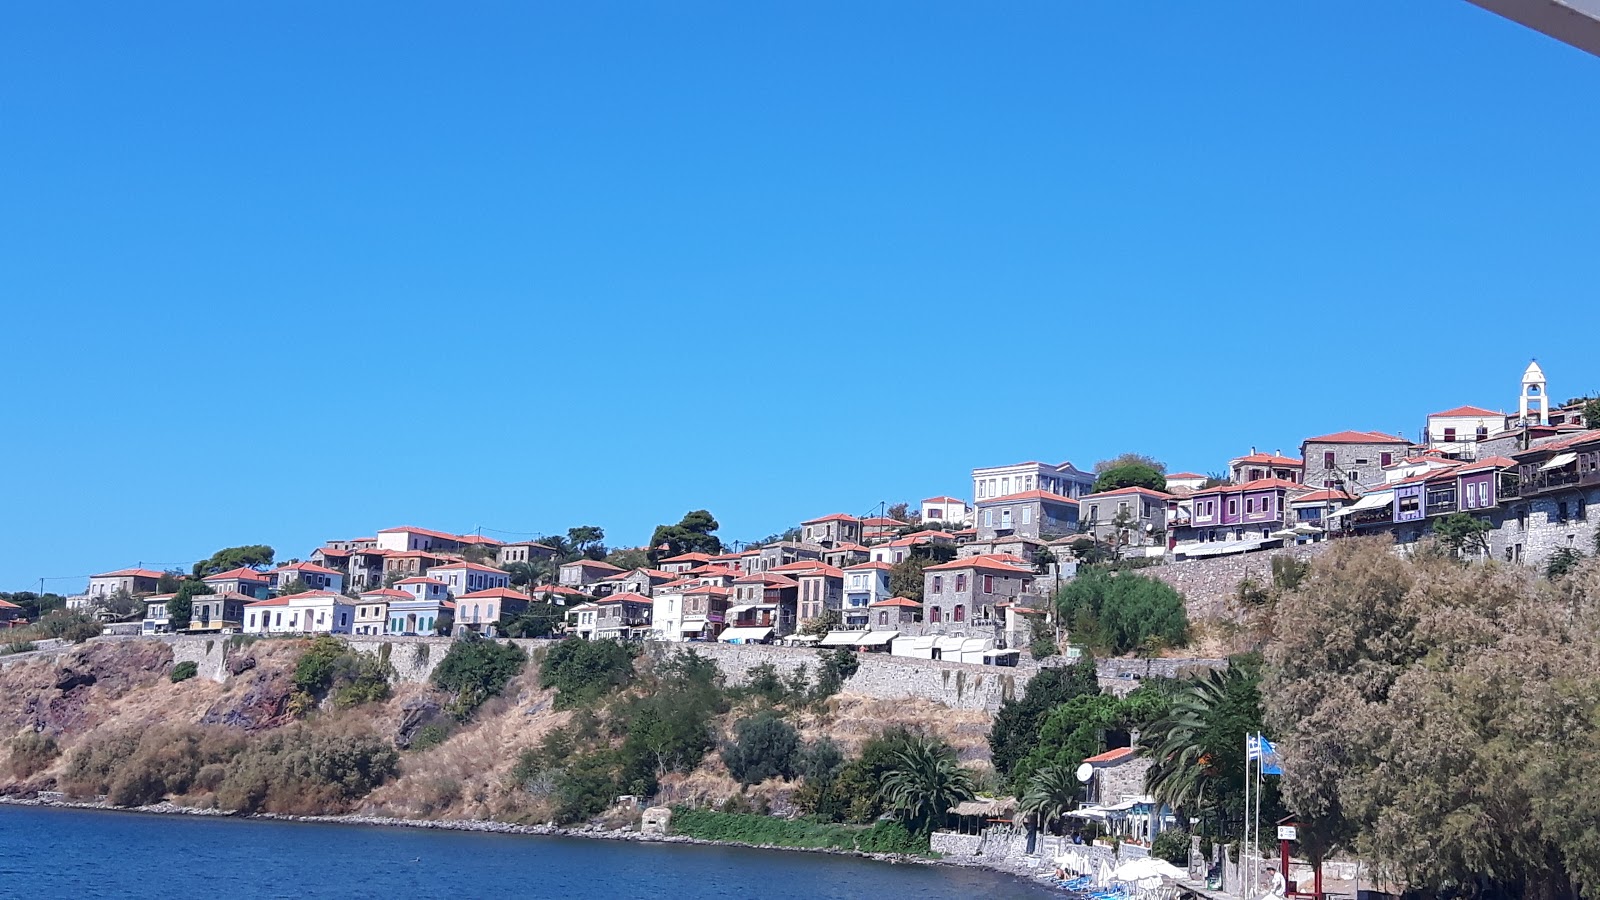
12, 361, 1600, 668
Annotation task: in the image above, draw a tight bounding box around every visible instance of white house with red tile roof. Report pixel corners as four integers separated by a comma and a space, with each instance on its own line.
202, 567, 271, 600
385, 594, 452, 636
394, 577, 450, 604
1163, 473, 1208, 492
354, 588, 409, 635
842, 561, 894, 628
376, 526, 469, 554
269, 561, 344, 595
425, 561, 510, 597
455, 587, 530, 636
86, 568, 165, 600
869, 530, 956, 564
1425, 404, 1505, 457
657, 552, 715, 575
920, 496, 971, 526
244, 591, 355, 635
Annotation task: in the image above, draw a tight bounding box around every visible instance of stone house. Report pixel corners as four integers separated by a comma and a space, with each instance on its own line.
592, 593, 652, 640
822, 543, 871, 569
1078, 487, 1172, 549
345, 548, 389, 590
860, 517, 906, 543
727, 572, 799, 637
792, 565, 845, 625
87, 568, 164, 600
595, 567, 678, 598
680, 584, 732, 640
382, 551, 450, 582
558, 559, 625, 590
749, 541, 825, 573
869, 530, 956, 564
1490, 431, 1600, 567
920, 556, 1034, 637
974, 490, 1080, 541
801, 514, 862, 548
1082, 747, 1150, 807
657, 552, 714, 575
1299, 430, 1412, 495
1228, 449, 1303, 484
187, 591, 250, 633
868, 597, 922, 631
497, 541, 555, 567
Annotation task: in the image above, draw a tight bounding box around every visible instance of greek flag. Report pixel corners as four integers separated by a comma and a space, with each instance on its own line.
1247, 734, 1283, 775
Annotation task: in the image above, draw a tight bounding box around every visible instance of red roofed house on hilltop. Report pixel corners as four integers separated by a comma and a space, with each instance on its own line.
424, 561, 510, 597
85, 568, 164, 601
1425, 405, 1504, 458
201, 567, 271, 601
801, 513, 862, 549
456, 587, 531, 637
1228, 449, 1304, 484
919, 496, 971, 526
1078, 487, 1173, 554
972, 461, 1096, 504
920, 555, 1035, 641
592, 593, 652, 641
1300, 430, 1414, 495
268, 561, 344, 595
1163, 473, 1208, 492
375, 526, 469, 554
498, 541, 555, 568
558, 559, 625, 590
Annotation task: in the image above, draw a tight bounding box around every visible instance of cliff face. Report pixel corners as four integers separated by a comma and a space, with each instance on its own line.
0, 637, 996, 824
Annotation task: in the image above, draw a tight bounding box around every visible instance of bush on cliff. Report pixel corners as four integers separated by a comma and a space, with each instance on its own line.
1055, 570, 1188, 655
667, 807, 928, 855
291, 636, 393, 712
538, 638, 636, 709
7, 732, 60, 778
170, 661, 198, 683
431, 635, 527, 720
722, 712, 800, 785
214, 723, 399, 815
60, 725, 245, 806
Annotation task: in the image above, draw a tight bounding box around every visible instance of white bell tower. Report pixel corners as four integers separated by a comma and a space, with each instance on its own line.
1520, 359, 1548, 426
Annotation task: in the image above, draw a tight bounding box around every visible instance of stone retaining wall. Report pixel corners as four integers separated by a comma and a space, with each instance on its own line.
1147, 543, 1329, 620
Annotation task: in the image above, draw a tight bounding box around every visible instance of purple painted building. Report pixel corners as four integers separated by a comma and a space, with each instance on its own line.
1177, 478, 1309, 544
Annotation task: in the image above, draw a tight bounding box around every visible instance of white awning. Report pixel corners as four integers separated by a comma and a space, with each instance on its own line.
819, 630, 870, 647
787, 633, 821, 643
934, 636, 968, 653
855, 631, 897, 647
910, 635, 938, 650
718, 626, 772, 642
724, 603, 756, 616
1328, 491, 1393, 517
1540, 452, 1578, 471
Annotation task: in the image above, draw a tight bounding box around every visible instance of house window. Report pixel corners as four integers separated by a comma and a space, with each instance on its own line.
1246, 498, 1255, 514
1021, 507, 1032, 525
983, 510, 993, 527
1558, 501, 1570, 523
953, 604, 965, 623
1087, 504, 1098, 522
955, 574, 967, 592
1579, 499, 1588, 521
1323, 451, 1336, 469
930, 607, 942, 624
983, 575, 994, 593
1228, 499, 1238, 516
932, 575, 943, 592
1381, 452, 1393, 467
1443, 427, 1456, 442
878, 612, 887, 625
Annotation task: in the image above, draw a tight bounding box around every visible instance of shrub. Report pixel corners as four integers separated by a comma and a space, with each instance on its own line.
722, 712, 800, 786
7, 732, 59, 778
1270, 556, 1310, 592
1153, 829, 1190, 866
2, 640, 36, 656
431, 636, 527, 720
549, 750, 622, 823
408, 723, 450, 752
291, 636, 393, 712
60, 729, 143, 797
538, 638, 636, 709
170, 661, 199, 683
1054, 570, 1188, 655
215, 724, 398, 815
811, 648, 859, 702
668, 807, 929, 855
36, 610, 103, 643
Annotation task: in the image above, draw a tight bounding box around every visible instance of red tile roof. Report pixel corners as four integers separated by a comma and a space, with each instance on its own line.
732, 573, 800, 588
394, 577, 448, 587
1083, 747, 1137, 765
888, 530, 956, 548
924, 556, 1034, 575
93, 568, 166, 580
377, 526, 469, 542
844, 561, 895, 571
426, 561, 507, 575
359, 589, 411, 600
768, 561, 826, 573
1303, 430, 1410, 445
383, 551, 447, 560
1081, 486, 1174, 500
1229, 453, 1304, 468
276, 561, 341, 576
684, 585, 733, 597
860, 517, 907, 527
1191, 477, 1306, 498
869, 597, 922, 608
795, 565, 845, 579
1165, 472, 1207, 480
203, 567, 269, 583
922, 495, 965, 504
560, 559, 625, 572
597, 592, 652, 605
658, 552, 714, 564
528, 584, 586, 597
685, 565, 742, 579
1430, 405, 1502, 418
314, 547, 352, 557
348, 548, 391, 557
458, 534, 506, 546
0, 598, 20, 610
802, 513, 861, 525
458, 587, 529, 600
1289, 489, 1353, 504
978, 489, 1079, 506
245, 597, 290, 607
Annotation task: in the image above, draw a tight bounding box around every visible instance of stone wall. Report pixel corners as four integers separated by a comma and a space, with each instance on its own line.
1488, 488, 1600, 568
1146, 543, 1329, 621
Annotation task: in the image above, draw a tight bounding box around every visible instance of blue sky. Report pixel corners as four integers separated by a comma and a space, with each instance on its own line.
4, 2, 1598, 591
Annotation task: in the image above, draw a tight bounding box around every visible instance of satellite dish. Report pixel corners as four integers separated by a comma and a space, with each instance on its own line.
1075, 763, 1094, 783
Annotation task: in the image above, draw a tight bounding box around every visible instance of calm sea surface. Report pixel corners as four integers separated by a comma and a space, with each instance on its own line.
0, 805, 1054, 899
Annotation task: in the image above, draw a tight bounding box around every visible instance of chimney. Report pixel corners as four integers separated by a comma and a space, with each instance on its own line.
1250, 446, 1256, 455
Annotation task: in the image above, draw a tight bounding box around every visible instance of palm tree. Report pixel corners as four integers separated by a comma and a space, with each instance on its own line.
877, 736, 975, 834
1019, 765, 1080, 833
1140, 666, 1258, 830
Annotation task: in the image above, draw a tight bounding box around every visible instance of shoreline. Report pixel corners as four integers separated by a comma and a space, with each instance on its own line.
0, 795, 992, 873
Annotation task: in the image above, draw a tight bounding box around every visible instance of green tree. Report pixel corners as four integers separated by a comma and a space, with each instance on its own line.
1092, 462, 1167, 494
722, 712, 801, 785
1582, 397, 1600, 429
499, 602, 563, 638
1432, 512, 1492, 557
878, 735, 975, 834
168, 579, 214, 631
277, 578, 312, 596
889, 556, 929, 602
192, 544, 274, 577
1141, 662, 1270, 839
799, 608, 840, 636
1546, 546, 1584, 580
1055, 569, 1188, 655
885, 502, 911, 522
567, 526, 607, 560
430, 635, 527, 720
1094, 453, 1167, 475
647, 510, 724, 563
988, 655, 1099, 778
604, 547, 651, 570
1020, 766, 1081, 834
157, 570, 186, 594
95, 588, 144, 622
539, 637, 639, 708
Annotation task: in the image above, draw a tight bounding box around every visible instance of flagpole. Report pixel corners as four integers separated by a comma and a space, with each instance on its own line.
1242, 734, 1252, 897
1254, 732, 1263, 898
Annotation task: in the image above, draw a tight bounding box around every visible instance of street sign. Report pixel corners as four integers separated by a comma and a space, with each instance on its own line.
1277, 825, 1297, 840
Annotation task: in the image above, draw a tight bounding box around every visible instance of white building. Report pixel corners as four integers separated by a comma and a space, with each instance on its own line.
651, 587, 689, 642
424, 561, 510, 597
920, 496, 970, 526
354, 588, 408, 636
269, 561, 345, 595
386, 596, 452, 636
971, 461, 1094, 504
1164, 472, 1208, 492
86, 568, 164, 599
393, 577, 451, 604
375, 526, 466, 553
842, 561, 893, 629
570, 602, 600, 640
1425, 405, 1504, 458
244, 591, 354, 635
141, 594, 173, 635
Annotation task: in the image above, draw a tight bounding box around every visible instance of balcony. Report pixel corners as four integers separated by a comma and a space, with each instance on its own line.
1519, 469, 1583, 496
